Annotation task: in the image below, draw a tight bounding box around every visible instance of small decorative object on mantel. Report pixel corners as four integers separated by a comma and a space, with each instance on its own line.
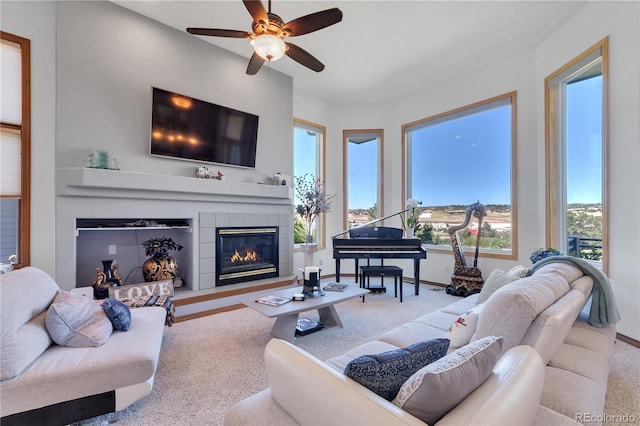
92, 259, 122, 299
405, 198, 422, 239
196, 166, 224, 180
294, 173, 335, 244
142, 237, 183, 283
87, 149, 119, 170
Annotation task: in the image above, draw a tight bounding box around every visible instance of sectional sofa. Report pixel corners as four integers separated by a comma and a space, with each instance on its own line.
224, 261, 619, 425
0, 267, 167, 425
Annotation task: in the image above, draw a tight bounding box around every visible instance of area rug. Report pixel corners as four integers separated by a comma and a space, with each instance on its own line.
74, 281, 639, 425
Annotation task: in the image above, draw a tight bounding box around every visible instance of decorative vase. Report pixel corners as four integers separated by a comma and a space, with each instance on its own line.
305, 233, 314, 244
101, 259, 121, 286
406, 228, 414, 239
143, 256, 178, 282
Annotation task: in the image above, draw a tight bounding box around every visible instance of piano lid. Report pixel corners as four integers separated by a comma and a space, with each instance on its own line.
332, 208, 409, 239
348, 226, 403, 239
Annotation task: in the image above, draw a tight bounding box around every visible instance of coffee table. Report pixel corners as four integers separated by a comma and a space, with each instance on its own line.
239, 284, 369, 342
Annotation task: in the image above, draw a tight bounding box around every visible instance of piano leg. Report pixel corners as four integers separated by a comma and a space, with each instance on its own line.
354, 259, 359, 283
414, 258, 420, 295
335, 259, 341, 282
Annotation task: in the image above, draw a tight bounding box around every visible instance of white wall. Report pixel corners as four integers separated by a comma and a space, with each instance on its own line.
294, 1, 640, 340
55, 1, 293, 183
535, 0, 640, 340
1, 1, 57, 275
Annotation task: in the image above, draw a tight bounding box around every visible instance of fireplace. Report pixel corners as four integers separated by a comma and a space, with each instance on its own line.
216, 226, 279, 286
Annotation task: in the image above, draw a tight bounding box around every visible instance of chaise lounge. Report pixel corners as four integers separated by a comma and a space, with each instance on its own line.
0, 267, 167, 425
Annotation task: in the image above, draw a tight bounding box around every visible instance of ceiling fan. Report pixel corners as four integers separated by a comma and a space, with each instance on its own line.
186, 0, 343, 75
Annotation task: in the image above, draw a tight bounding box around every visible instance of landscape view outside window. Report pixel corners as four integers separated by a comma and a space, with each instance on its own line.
293, 121, 323, 244
564, 74, 603, 260
403, 95, 514, 254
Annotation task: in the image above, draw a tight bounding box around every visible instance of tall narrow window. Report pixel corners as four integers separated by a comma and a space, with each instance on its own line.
343, 130, 383, 229
403, 92, 517, 259
545, 38, 608, 270
293, 118, 326, 246
1, 32, 30, 268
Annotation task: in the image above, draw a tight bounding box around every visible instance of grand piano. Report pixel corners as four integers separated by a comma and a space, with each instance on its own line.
332, 216, 427, 295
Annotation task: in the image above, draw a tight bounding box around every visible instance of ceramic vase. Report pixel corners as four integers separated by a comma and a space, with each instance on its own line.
143, 256, 178, 282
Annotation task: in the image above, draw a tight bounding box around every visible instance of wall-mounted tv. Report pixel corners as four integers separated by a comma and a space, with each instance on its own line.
150, 87, 259, 168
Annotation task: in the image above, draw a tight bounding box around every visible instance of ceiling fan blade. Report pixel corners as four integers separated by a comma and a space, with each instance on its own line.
246, 52, 266, 75
282, 8, 343, 37
186, 28, 251, 38
285, 42, 324, 72
243, 0, 268, 26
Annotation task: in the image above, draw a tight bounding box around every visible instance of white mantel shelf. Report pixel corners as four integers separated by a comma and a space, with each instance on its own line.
56, 167, 293, 204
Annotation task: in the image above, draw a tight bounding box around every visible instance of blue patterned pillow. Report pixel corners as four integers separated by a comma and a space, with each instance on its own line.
102, 298, 131, 331
344, 338, 450, 400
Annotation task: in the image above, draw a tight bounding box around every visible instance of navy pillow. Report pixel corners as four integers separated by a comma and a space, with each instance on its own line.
344, 338, 450, 401
102, 298, 132, 331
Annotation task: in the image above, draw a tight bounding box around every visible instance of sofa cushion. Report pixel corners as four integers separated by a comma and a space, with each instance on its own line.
102, 298, 132, 331
472, 273, 571, 354
508, 264, 530, 278
477, 268, 520, 304
344, 338, 450, 401
0, 267, 58, 380
46, 290, 113, 347
446, 303, 484, 348
393, 335, 503, 425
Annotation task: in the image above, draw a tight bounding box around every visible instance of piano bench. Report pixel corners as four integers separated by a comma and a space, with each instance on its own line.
359, 266, 403, 303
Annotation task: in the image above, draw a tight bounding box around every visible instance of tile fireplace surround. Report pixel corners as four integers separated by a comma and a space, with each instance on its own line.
55, 168, 294, 293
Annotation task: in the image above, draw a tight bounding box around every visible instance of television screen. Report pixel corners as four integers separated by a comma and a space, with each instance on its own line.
150, 87, 259, 168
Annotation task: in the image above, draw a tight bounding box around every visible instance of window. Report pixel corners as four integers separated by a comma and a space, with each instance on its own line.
1, 31, 30, 268
293, 118, 326, 246
402, 92, 517, 259
343, 130, 383, 229
545, 38, 608, 270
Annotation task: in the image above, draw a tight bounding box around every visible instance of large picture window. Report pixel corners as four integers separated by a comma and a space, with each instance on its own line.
545, 38, 608, 271
1, 31, 30, 268
343, 130, 383, 229
293, 118, 326, 246
402, 92, 517, 259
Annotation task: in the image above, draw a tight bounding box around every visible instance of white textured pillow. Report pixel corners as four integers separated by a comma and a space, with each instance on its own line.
508, 265, 530, 278
446, 304, 484, 348
45, 290, 113, 347
393, 336, 503, 425
477, 269, 520, 304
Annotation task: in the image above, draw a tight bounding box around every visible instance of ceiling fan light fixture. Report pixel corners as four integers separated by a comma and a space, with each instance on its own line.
253, 34, 285, 61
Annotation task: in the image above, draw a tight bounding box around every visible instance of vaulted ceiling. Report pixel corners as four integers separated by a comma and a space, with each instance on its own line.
113, 1, 586, 104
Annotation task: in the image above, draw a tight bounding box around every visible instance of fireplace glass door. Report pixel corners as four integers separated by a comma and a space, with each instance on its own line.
216, 227, 279, 285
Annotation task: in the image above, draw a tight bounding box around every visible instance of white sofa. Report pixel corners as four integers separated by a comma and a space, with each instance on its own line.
224, 262, 618, 425
0, 267, 167, 425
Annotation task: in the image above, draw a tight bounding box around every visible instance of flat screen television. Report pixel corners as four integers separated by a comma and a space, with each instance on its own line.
149, 87, 259, 168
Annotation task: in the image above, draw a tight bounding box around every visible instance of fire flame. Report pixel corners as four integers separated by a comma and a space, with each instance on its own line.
230, 249, 258, 263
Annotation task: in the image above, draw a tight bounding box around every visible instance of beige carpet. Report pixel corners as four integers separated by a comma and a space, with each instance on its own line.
75, 282, 639, 426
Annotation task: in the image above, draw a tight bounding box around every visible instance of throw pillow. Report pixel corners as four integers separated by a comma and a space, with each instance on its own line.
477, 269, 520, 304
446, 304, 484, 348
45, 290, 113, 347
102, 298, 132, 331
393, 336, 503, 425
508, 264, 530, 278
344, 338, 450, 401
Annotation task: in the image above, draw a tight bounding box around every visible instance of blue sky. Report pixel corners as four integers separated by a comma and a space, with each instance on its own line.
295, 76, 602, 210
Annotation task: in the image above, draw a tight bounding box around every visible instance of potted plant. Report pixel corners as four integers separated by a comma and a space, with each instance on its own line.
294, 174, 335, 244
142, 237, 183, 282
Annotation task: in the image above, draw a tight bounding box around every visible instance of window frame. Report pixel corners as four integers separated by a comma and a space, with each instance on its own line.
545, 37, 608, 272
293, 117, 327, 248
1, 31, 31, 268
342, 129, 384, 230
401, 91, 518, 260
